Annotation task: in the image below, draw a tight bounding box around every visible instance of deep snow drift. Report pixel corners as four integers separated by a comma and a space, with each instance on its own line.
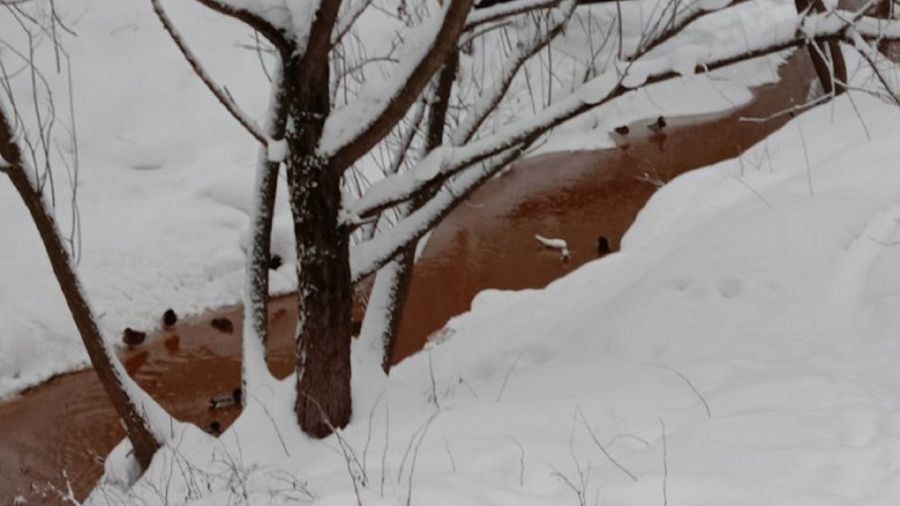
0, 0, 783, 398
86, 77, 900, 503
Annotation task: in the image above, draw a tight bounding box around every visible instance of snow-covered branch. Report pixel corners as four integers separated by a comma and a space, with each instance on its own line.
465, 0, 562, 30
454, 0, 576, 145
344, 10, 900, 223
323, 0, 475, 173
350, 143, 528, 281
627, 0, 752, 61
332, 0, 374, 43
190, 0, 293, 53
151, 0, 271, 146
1, 98, 169, 468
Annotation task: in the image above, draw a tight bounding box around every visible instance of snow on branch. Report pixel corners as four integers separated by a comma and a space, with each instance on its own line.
350, 144, 526, 281
190, 0, 294, 52
344, 10, 900, 223
322, 0, 475, 173
465, 0, 562, 31
627, 0, 752, 61
332, 0, 373, 43
453, 0, 576, 146
151, 0, 271, 147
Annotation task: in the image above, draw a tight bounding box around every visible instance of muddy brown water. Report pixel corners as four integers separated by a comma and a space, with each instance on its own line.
0, 51, 818, 503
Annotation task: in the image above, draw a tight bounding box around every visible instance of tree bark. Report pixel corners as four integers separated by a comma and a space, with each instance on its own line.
282, 43, 354, 435
1, 111, 161, 470
289, 162, 355, 435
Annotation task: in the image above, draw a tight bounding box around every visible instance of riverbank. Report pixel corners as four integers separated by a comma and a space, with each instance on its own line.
0, 47, 817, 502
95, 68, 900, 504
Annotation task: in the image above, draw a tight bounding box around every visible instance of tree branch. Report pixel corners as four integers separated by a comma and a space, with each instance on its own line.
1, 103, 165, 469
350, 142, 530, 281
345, 11, 900, 222
151, 0, 270, 146
190, 0, 292, 54
454, 0, 576, 145
467, 0, 564, 31
325, 0, 476, 173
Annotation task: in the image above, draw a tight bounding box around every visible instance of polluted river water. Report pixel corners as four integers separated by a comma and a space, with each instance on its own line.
0, 50, 817, 502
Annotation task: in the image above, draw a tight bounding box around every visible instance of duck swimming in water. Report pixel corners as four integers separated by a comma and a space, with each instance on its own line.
597, 236, 611, 256
162, 308, 177, 327
122, 327, 146, 346
209, 387, 242, 410
210, 317, 234, 334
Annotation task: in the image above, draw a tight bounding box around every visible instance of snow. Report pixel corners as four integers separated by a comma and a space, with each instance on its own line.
535, 234, 571, 261
267, 138, 288, 162
533, 234, 568, 251
86, 53, 900, 504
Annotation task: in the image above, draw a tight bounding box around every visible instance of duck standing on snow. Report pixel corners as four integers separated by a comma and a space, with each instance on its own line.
648, 115, 666, 133
535, 234, 571, 262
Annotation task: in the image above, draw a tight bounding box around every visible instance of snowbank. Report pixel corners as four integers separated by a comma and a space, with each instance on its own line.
88, 69, 900, 504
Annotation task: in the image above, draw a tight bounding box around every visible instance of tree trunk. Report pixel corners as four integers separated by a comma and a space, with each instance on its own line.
366, 54, 460, 371
796, 0, 847, 95
365, 245, 416, 371
242, 65, 289, 392
288, 157, 354, 436
1, 113, 160, 469
283, 51, 353, 436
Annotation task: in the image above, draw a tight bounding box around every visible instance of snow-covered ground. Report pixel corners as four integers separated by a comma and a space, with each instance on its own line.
84, 66, 900, 503
0, 0, 786, 398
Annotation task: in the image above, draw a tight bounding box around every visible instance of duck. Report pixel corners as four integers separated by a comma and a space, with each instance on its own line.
210, 317, 234, 334
597, 236, 611, 256
613, 125, 630, 136
162, 308, 177, 327
648, 116, 666, 133
122, 327, 146, 346
209, 387, 242, 410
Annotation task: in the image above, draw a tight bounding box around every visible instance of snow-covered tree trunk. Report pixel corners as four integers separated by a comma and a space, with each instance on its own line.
365, 53, 460, 371
288, 159, 355, 434
0, 109, 162, 470
281, 36, 356, 434
242, 65, 289, 393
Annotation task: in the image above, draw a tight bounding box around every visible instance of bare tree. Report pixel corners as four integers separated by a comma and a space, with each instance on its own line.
0, 1, 166, 469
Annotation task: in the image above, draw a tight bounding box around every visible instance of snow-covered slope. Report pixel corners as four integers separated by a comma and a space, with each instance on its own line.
90, 82, 900, 504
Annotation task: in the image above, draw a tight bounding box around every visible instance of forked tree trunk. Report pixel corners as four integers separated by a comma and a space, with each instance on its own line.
1, 113, 160, 469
